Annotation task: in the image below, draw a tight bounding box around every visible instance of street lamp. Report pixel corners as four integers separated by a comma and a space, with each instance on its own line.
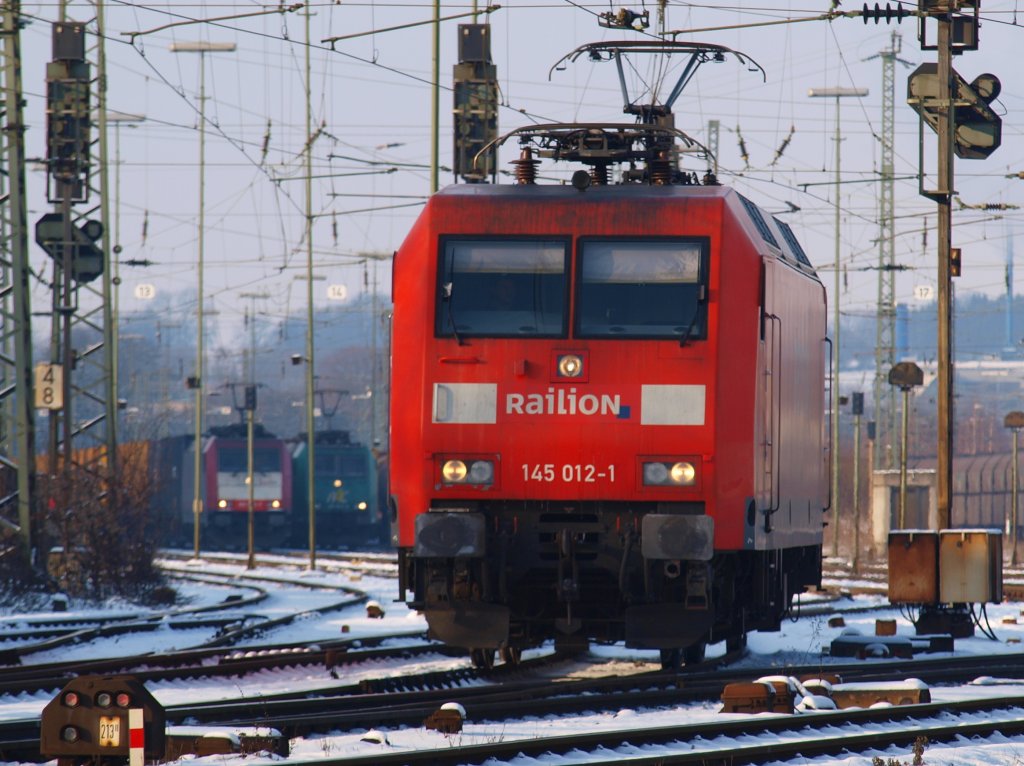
106, 111, 145, 408
808, 85, 868, 556
291, 350, 317, 567
1004, 411, 1024, 565
170, 40, 236, 558
303, 5, 317, 571
888, 361, 923, 530
851, 391, 864, 572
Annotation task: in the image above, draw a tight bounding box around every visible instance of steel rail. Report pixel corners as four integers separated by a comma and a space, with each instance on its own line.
291, 697, 1024, 766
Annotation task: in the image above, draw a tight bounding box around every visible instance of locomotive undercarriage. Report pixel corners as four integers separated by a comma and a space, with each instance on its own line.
403, 501, 822, 662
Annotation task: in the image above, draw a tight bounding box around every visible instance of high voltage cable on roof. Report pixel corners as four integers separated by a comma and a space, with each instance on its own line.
771, 125, 795, 167
666, 2, 919, 38
735, 125, 750, 170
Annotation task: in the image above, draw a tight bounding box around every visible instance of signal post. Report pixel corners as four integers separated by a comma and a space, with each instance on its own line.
906, 0, 1001, 635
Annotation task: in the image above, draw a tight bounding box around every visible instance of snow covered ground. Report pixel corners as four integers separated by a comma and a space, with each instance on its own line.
5, 554, 1024, 765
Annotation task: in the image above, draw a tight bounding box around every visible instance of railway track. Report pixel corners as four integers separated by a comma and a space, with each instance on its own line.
320, 695, 1024, 766
111, 651, 1024, 733
0, 566, 367, 667
5, 552, 1021, 764
158, 549, 399, 579
8, 649, 1024, 764
6, 636, 1024, 761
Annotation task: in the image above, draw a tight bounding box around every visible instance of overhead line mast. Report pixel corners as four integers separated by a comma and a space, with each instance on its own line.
0, 2, 35, 561
870, 31, 908, 471
40, 4, 117, 526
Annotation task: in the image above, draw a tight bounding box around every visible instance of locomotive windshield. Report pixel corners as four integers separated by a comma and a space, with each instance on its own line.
436, 239, 568, 338
576, 240, 706, 339
315, 452, 368, 476
218, 447, 282, 474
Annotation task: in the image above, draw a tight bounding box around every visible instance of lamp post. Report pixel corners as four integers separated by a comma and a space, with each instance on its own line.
1005, 411, 1024, 566
851, 391, 864, 572
239, 291, 268, 567
808, 86, 868, 556
106, 111, 145, 408
888, 362, 923, 530
303, 4, 317, 571
170, 41, 236, 558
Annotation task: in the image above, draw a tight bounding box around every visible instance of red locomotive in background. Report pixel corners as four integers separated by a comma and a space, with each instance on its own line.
389, 42, 828, 667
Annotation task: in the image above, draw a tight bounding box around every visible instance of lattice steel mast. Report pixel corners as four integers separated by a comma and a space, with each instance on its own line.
872, 31, 901, 470
0, 2, 35, 559
42, 2, 116, 499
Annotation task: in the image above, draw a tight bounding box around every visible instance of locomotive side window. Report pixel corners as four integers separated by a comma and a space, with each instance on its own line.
436, 239, 568, 338
576, 240, 707, 339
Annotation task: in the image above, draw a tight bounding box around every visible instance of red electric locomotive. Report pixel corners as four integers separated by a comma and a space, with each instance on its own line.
390, 42, 828, 667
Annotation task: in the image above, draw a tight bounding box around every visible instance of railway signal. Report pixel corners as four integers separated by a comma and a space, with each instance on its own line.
34, 212, 104, 283
888, 362, 923, 531
40, 675, 165, 766
907, 63, 1001, 160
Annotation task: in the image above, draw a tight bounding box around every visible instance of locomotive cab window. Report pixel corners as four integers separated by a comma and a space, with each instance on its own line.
315, 453, 367, 476
437, 239, 568, 338
218, 448, 281, 474
576, 240, 707, 340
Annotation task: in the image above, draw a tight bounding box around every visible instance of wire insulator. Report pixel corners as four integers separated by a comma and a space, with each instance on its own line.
590, 164, 609, 186
649, 154, 672, 185
511, 148, 539, 185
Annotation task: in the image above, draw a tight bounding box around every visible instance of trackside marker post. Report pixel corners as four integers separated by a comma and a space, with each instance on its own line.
129, 708, 144, 766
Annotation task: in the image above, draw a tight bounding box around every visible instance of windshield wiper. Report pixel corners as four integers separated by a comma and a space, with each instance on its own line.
678, 285, 707, 348
442, 282, 465, 346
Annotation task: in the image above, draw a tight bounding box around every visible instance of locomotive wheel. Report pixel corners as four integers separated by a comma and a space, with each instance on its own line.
553, 632, 589, 657
683, 641, 706, 665
726, 633, 748, 653
500, 646, 522, 665
659, 648, 682, 671
470, 648, 495, 669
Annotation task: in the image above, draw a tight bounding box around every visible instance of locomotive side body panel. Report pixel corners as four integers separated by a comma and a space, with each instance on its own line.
753, 256, 828, 549
390, 183, 826, 656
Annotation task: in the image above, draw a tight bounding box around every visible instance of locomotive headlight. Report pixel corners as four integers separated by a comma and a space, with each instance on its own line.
60, 726, 80, 743
442, 459, 468, 483
115, 692, 131, 708
96, 692, 112, 708
643, 462, 669, 485
271, 499, 281, 509
333, 479, 343, 488
670, 462, 696, 485
358, 501, 368, 510
557, 354, 584, 378
441, 458, 495, 486
218, 499, 227, 509
643, 460, 698, 486
62, 691, 80, 708
467, 460, 494, 484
